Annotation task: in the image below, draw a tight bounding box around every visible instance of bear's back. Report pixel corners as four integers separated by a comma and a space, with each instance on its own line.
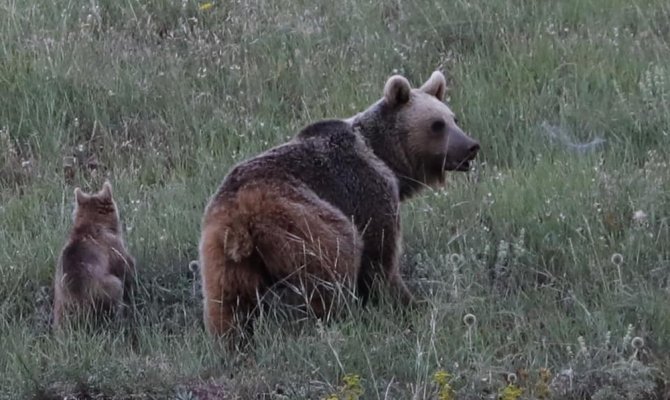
214, 120, 399, 226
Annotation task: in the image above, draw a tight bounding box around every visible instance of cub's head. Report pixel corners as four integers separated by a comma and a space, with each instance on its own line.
372, 70, 480, 194
72, 180, 120, 231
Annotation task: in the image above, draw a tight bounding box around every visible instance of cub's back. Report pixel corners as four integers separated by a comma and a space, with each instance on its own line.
57, 240, 105, 291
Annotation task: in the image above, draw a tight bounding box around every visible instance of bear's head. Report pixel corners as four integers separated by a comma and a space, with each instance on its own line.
351, 70, 480, 199
72, 180, 121, 232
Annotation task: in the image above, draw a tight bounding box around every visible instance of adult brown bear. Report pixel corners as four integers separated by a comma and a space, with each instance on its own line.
199, 71, 479, 338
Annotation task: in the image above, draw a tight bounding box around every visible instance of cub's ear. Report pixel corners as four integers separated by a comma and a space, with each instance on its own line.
384, 75, 411, 106
420, 70, 447, 101
74, 188, 89, 204
100, 180, 113, 200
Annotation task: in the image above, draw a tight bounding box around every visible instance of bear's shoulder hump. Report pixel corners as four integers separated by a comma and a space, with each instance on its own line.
296, 119, 354, 140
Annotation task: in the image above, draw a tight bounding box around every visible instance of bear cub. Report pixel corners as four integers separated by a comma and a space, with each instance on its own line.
199, 70, 480, 339
53, 180, 136, 328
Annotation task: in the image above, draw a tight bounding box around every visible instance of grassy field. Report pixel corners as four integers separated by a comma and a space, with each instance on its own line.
2, 0, 670, 398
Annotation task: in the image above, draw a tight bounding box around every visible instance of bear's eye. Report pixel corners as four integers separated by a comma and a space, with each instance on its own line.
453, 117, 460, 125
431, 120, 446, 133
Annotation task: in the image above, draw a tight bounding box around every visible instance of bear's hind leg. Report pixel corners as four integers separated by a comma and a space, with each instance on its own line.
203, 258, 266, 341
241, 185, 362, 322
200, 224, 268, 341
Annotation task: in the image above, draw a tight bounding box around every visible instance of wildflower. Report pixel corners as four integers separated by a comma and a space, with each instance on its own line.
577, 336, 588, 355
513, 228, 526, 255
188, 260, 199, 273
495, 240, 509, 266
535, 368, 552, 399
432, 370, 455, 400
539, 368, 551, 382
623, 323, 634, 348
433, 370, 451, 386
322, 374, 364, 400
341, 373, 363, 400
630, 336, 645, 361
199, 2, 214, 11
500, 382, 523, 400
632, 210, 647, 224
517, 368, 528, 382
631, 336, 644, 349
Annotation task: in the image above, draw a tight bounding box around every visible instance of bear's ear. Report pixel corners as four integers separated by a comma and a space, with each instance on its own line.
74, 187, 89, 204
99, 180, 113, 200
384, 75, 411, 106
420, 71, 447, 101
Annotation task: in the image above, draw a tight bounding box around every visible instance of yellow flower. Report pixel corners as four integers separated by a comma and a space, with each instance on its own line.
433, 370, 451, 386
322, 373, 363, 400
500, 384, 523, 400
432, 370, 455, 400
342, 373, 361, 387
342, 373, 364, 400
199, 2, 214, 11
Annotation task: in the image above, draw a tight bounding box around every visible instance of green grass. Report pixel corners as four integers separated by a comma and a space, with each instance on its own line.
2, 0, 670, 398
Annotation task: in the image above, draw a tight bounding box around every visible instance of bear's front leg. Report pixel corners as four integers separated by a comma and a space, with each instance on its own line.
385, 233, 417, 307
357, 220, 416, 307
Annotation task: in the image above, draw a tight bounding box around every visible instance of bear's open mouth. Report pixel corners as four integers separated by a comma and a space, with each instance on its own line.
455, 161, 471, 171
444, 157, 474, 172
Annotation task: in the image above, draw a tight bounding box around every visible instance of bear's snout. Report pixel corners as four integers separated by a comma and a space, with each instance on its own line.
444, 128, 480, 172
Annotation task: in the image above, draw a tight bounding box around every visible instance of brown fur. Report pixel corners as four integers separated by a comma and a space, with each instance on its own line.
199, 71, 479, 339
200, 182, 362, 337
52, 181, 136, 329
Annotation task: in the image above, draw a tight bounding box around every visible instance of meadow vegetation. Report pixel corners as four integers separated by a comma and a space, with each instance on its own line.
1, 0, 670, 398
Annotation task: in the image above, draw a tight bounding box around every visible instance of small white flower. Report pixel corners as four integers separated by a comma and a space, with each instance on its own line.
632, 210, 647, 224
